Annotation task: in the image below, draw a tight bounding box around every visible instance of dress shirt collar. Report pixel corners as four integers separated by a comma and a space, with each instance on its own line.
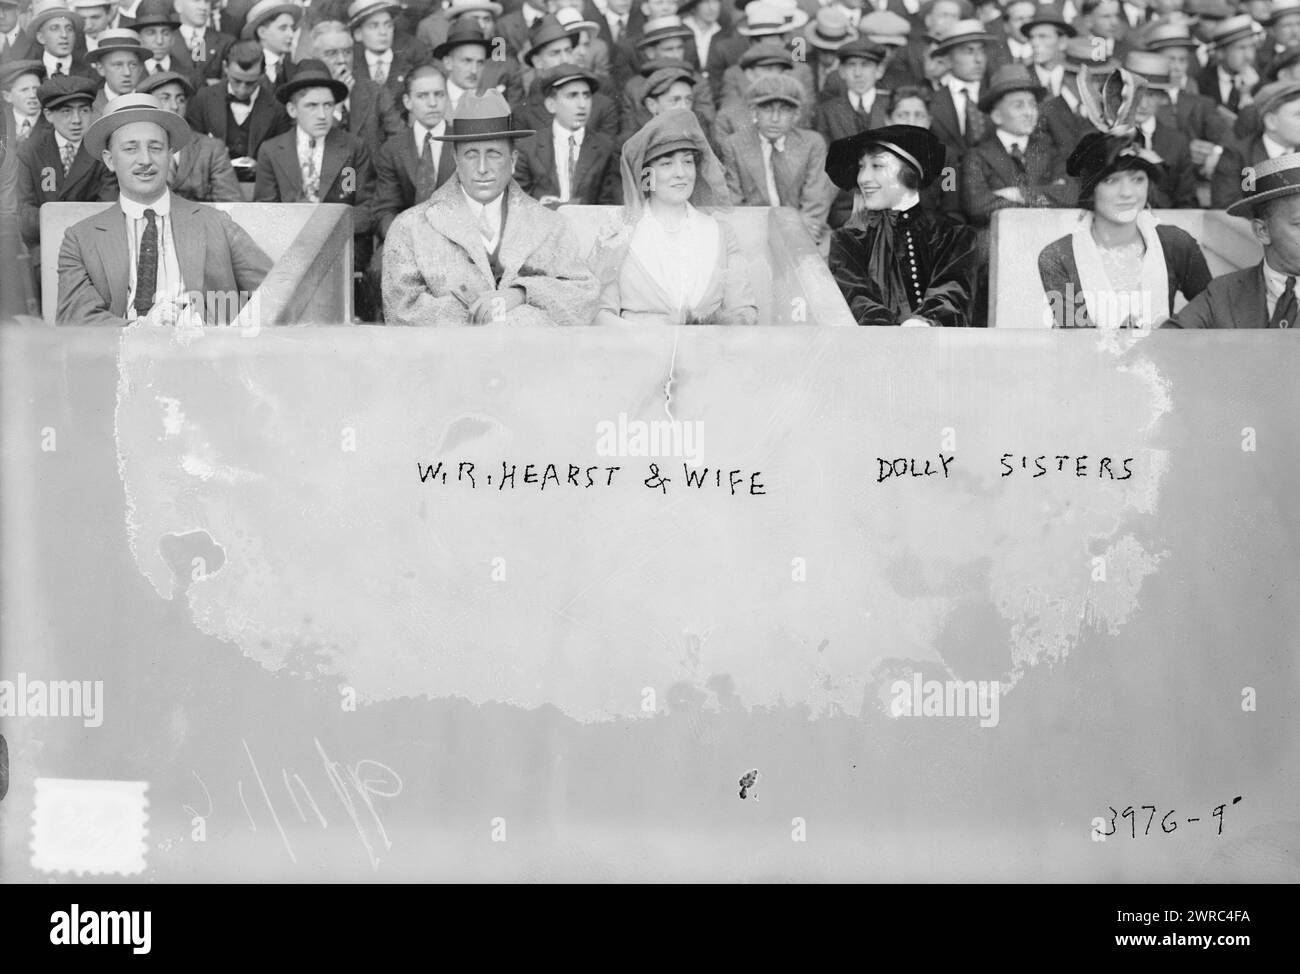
762, 133, 787, 152
43, 52, 72, 75
944, 74, 979, 100
228, 83, 258, 106
413, 118, 446, 146
365, 48, 393, 68
459, 182, 505, 238
849, 88, 875, 113
120, 188, 172, 219
296, 126, 324, 156
54, 131, 79, 155
149, 54, 172, 72
1262, 258, 1292, 307
996, 128, 1027, 154
179, 24, 203, 44
553, 118, 584, 145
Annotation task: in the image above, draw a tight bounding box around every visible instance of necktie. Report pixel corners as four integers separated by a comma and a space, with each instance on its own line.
478, 206, 495, 246
1227, 77, 1240, 112
303, 138, 319, 201
372, 59, 388, 84
134, 209, 159, 318
191, 33, 204, 62
853, 93, 870, 128
18, 118, 31, 141
53, 62, 65, 76
766, 139, 782, 206
1009, 142, 1025, 170
210, 9, 221, 32
964, 87, 985, 145
60, 140, 75, 175
1270, 276, 1296, 328
169, 150, 180, 182
416, 130, 437, 201
566, 133, 577, 201
614, 16, 626, 42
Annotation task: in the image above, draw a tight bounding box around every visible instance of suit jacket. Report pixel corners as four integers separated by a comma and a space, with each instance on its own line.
1212, 135, 1268, 210
171, 132, 243, 203
352, 37, 432, 99
16, 129, 118, 247
961, 131, 1073, 226
616, 74, 712, 145
345, 79, 406, 149
497, 7, 544, 61
516, 83, 620, 144
929, 84, 990, 163
169, 27, 235, 85
381, 177, 600, 326
813, 91, 889, 144
373, 125, 457, 238
1038, 224, 1212, 328
1145, 122, 1198, 210
705, 30, 748, 105
1039, 92, 1097, 156
187, 81, 293, 163
1197, 62, 1254, 113
55, 197, 271, 325
1172, 262, 1281, 329
254, 126, 377, 236
720, 125, 833, 234
1164, 89, 1234, 148
513, 126, 621, 205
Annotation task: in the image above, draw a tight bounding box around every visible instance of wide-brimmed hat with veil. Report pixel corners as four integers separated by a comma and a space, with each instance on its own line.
617, 109, 732, 217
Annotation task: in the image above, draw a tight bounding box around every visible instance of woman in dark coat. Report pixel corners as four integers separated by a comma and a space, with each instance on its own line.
1037, 70, 1212, 328
824, 124, 979, 327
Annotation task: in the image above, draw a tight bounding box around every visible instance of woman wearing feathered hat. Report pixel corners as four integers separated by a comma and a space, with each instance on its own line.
589, 108, 757, 325
1037, 68, 1211, 329
823, 122, 978, 326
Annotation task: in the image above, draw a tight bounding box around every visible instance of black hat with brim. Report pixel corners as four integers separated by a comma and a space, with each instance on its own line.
433, 24, 494, 59
1067, 131, 1166, 203
275, 63, 349, 104
432, 89, 535, 141
824, 123, 948, 191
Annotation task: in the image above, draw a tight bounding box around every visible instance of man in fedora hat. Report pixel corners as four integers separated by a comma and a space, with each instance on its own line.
1022, 3, 1074, 98
135, 68, 241, 200
254, 58, 378, 314
1174, 151, 1300, 327
15, 74, 116, 265
513, 63, 619, 205
1, 59, 46, 148
1255, 0, 1300, 80
242, 0, 301, 84
984, 0, 1038, 76
86, 27, 148, 116
928, 18, 996, 159
382, 89, 599, 326
515, 13, 619, 141
308, 19, 404, 149
170, 0, 236, 85
185, 39, 292, 177
1212, 79, 1300, 208
1198, 13, 1261, 115
347, 0, 432, 99
961, 62, 1071, 225
131, 0, 206, 89
56, 91, 270, 324
496, 0, 549, 60
720, 73, 834, 244
801, 6, 855, 100
824, 122, 978, 325
435, 20, 523, 114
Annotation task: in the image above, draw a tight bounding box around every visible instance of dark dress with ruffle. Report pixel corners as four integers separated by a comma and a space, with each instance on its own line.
827, 202, 980, 327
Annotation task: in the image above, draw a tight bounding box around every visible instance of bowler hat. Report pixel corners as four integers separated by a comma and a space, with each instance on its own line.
1225, 149, 1300, 217
130, 0, 179, 30
37, 74, 96, 110
522, 14, 574, 65
433, 22, 493, 59
83, 91, 194, 155
978, 63, 1045, 112
274, 59, 349, 103
432, 89, 535, 141
825, 124, 948, 190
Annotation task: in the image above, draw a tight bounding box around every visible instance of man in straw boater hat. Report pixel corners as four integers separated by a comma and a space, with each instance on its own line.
26, 0, 94, 79
241, 0, 302, 84
823, 123, 978, 326
1197, 12, 1261, 115
1173, 151, 1300, 328
85, 27, 149, 117
56, 92, 271, 325
381, 89, 599, 326
1212, 78, 1300, 208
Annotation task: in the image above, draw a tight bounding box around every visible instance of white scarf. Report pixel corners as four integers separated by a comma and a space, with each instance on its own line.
1070, 210, 1170, 329
629, 203, 719, 318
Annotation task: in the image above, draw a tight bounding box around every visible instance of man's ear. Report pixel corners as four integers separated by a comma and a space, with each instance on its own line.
95, 63, 108, 79
1252, 216, 1272, 248
543, 93, 557, 114
101, 148, 115, 172
286, 100, 298, 120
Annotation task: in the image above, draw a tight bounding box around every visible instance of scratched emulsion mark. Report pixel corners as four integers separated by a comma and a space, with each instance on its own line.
114, 326, 1171, 722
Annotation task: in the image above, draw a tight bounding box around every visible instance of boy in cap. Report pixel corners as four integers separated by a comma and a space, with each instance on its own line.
56, 91, 270, 324
620, 61, 712, 143
1, 60, 46, 148
16, 74, 116, 261
1174, 151, 1300, 328
713, 4, 816, 118
185, 39, 293, 177
714, 45, 796, 141
136, 69, 241, 201
514, 15, 618, 142
513, 63, 619, 205
1212, 79, 1300, 208
308, 19, 405, 150
254, 59, 378, 316
961, 62, 1071, 226
382, 89, 600, 326
720, 72, 834, 246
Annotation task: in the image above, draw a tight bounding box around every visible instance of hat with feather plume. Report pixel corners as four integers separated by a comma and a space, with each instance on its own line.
1067, 66, 1166, 205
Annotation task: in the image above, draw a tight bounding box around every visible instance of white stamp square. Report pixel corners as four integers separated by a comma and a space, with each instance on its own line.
31, 778, 149, 876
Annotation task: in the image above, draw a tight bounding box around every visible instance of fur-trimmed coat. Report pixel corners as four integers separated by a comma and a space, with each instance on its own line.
381, 177, 600, 326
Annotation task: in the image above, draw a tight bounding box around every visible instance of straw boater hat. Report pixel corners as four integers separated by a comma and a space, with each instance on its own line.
858, 11, 910, 47
1225, 151, 1300, 217
521, 14, 574, 65
274, 59, 349, 103
432, 89, 534, 141
554, 6, 599, 37
1063, 35, 1117, 74
635, 16, 694, 50
28, 0, 83, 34
130, 0, 180, 30
1251, 79, 1300, 120
1122, 50, 1178, 90
1022, 4, 1076, 37
539, 63, 599, 95
0, 60, 47, 90
978, 63, 1045, 112
83, 91, 194, 156
347, 0, 402, 29
1263, 0, 1300, 27
240, 0, 303, 40
824, 124, 948, 191
136, 70, 196, 98
930, 19, 996, 56
737, 1, 809, 36
440, 0, 504, 20
1142, 21, 1199, 51
804, 8, 858, 52
433, 22, 493, 59
1207, 13, 1260, 49
85, 28, 152, 64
